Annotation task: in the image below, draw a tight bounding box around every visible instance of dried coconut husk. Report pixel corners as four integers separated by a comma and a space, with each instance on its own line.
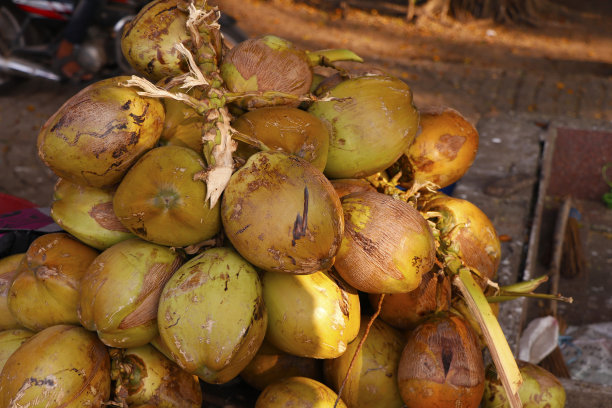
397, 313, 485, 408
369, 266, 451, 331
333, 190, 436, 294
330, 178, 377, 199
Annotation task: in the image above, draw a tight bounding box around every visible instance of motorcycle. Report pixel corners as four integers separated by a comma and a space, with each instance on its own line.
0, 0, 248, 87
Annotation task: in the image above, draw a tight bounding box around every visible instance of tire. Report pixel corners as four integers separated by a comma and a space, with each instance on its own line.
0, 5, 25, 89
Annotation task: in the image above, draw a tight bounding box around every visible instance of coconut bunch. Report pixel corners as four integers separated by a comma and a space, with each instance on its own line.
1, 0, 571, 407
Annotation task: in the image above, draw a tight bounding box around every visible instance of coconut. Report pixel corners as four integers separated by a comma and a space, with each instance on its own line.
51, 178, 134, 250
308, 74, 419, 179
391, 106, 479, 190
156, 247, 267, 384
113, 145, 222, 248
0, 325, 111, 407
420, 192, 501, 286
0, 328, 34, 372
369, 266, 451, 330
333, 190, 436, 294
0, 253, 25, 330
231, 106, 330, 172
78, 238, 183, 348
221, 35, 313, 107
110, 344, 202, 408
121, 0, 222, 81
221, 150, 344, 275
8, 233, 99, 331
255, 376, 348, 408
397, 313, 485, 408
240, 340, 324, 391
330, 178, 377, 199
159, 85, 208, 153
483, 361, 566, 408
262, 269, 360, 359
37, 76, 165, 189
324, 318, 405, 408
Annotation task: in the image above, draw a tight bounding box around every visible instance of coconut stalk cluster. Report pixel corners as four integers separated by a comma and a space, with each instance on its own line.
0, 1, 570, 407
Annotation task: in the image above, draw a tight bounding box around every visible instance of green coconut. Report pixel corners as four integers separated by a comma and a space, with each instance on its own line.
0, 325, 111, 407
120, 0, 222, 81
482, 361, 566, 408
324, 318, 405, 408
0, 328, 35, 372
113, 145, 222, 248
37, 76, 165, 189
0, 253, 25, 330
397, 313, 485, 408
231, 106, 330, 172
51, 178, 134, 250
221, 150, 344, 275
255, 376, 348, 408
156, 247, 267, 384
8, 233, 99, 331
79, 238, 183, 348
240, 340, 324, 391
262, 269, 360, 359
308, 74, 419, 179
110, 345, 202, 408
220, 35, 314, 106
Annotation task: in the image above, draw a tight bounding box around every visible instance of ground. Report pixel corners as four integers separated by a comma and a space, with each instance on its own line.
1, 0, 611, 206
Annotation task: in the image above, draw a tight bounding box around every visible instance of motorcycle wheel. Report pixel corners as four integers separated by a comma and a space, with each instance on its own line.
0, 5, 24, 89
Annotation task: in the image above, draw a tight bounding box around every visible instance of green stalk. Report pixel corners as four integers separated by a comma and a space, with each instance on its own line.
487, 291, 573, 304
453, 267, 523, 408
306, 49, 364, 66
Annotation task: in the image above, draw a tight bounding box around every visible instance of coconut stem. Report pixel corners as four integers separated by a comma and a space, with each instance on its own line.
333, 294, 385, 408
452, 267, 523, 408
306, 48, 364, 66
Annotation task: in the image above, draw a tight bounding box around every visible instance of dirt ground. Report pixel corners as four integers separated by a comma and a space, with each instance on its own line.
1, 0, 611, 207
213, 0, 612, 77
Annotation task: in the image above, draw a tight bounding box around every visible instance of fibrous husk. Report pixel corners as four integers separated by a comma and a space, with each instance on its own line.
79, 238, 183, 348
334, 190, 436, 294
369, 266, 451, 330
51, 178, 134, 250
221, 35, 313, 105
397, 313, 485, 408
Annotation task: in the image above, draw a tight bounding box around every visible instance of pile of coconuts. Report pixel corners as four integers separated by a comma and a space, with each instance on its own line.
0, 0, 569, 407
